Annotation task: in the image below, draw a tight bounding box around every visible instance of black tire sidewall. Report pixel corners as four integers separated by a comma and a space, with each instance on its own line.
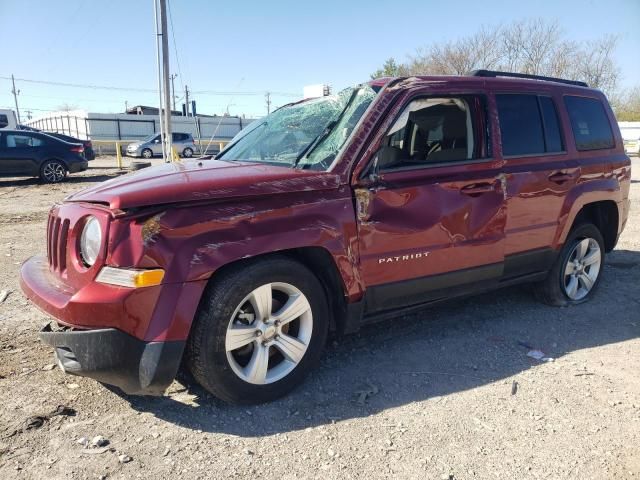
189, 258, 329, 404
183, 148, 193, 157
553, 223, 605, 305
142, 148, 153, 159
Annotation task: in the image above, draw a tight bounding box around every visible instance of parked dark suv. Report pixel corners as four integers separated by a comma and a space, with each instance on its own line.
21, 71, 631, 403
0, 130, 88, 183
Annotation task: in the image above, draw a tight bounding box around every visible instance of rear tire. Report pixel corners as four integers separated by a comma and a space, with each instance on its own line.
534, 223, 605, 306
186, 256, 329, 404
182, 147, 194, 158
39, 160, 67, 183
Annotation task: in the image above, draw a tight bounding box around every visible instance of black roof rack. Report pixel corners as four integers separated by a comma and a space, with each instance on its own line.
470, 69, 588, 87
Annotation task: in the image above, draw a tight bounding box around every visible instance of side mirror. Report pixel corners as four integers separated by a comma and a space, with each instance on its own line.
154, 139, 160, 144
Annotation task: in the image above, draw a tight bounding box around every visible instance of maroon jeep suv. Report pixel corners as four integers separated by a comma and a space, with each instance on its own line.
20, 71, 631, 404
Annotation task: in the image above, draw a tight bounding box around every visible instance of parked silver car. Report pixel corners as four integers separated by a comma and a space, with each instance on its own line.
126, 132, 196, 159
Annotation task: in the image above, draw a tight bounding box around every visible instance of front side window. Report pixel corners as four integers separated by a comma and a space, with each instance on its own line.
564, 96, 614, 151
5, 134, 43, 148
378, 97, 480, 170
217, 85, 377, 171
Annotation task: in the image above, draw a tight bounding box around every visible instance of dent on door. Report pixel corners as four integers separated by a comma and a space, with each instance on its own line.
355, 177, 506, 288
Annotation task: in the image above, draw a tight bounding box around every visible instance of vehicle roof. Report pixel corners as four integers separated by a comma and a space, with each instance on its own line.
0, 129, 82, 145
370, 75, 600, 95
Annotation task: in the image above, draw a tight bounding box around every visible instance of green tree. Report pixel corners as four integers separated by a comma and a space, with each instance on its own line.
370, 58, 402, 79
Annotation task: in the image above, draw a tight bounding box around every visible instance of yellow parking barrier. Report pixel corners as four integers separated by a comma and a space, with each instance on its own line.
171, 146, 180, 162
116, 141, 123, 169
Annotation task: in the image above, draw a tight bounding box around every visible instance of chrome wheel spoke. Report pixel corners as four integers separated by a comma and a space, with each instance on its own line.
564, 260, 575, 276
272, 294, 311, 326
249, 284, 272, 321
225, 324, 258, 351
575, 239, 589, 260
578, 273, 594, 291
244, 344, 270, 384
582, 248, 601, 266
566, 275, 579, 298
273, 333, 307, 364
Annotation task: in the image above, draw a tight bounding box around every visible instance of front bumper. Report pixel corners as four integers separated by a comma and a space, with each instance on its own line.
40, 322, 184, 395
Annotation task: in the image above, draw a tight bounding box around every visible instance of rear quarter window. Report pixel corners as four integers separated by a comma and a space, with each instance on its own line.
564, 96, 614, 151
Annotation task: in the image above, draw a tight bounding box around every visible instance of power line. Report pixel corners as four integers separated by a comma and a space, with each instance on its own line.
0, 75, 299, 97
0, 75, 157, 93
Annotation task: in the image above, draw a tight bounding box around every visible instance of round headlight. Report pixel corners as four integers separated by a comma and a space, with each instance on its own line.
80, 216, 102, 266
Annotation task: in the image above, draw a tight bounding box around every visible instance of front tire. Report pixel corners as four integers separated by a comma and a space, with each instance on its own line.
186, 256, 329, 404
535, 223, 605, 306
141, 148, 153, 159
40, 160, 67, 183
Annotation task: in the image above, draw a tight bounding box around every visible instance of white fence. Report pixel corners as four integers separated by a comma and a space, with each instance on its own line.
26, 111, 256, 142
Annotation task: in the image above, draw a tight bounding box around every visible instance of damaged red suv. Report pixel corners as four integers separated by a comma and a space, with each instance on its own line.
21, 71, 631, 404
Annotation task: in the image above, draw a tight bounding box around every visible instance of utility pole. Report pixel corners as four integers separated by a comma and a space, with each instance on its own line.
184, 85, 190, 117
159, 0, 172, 161
125, 100, 128, 113
25, 110, 32, 121
11, 75, 21, 124
170, 74, 178, 112
153, 0, 165, 161
265, 91, 271, 115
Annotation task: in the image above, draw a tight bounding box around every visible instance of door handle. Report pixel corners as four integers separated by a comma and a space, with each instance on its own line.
460, 181, 497, 195
548, 171, 578, 184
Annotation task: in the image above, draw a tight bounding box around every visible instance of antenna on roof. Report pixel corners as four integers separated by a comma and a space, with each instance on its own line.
470, 69, 588, 87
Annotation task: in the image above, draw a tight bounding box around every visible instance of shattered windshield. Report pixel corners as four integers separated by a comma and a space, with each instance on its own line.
217, 85, 377, 170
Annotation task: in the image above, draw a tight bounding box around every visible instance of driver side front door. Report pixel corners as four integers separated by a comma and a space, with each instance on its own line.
354, 93, 507, 314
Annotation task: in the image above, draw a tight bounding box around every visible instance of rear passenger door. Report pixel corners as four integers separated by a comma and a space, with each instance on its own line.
495, 93, 576, 277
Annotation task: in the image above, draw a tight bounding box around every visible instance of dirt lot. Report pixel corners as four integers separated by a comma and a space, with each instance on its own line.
0, 156, 638, 479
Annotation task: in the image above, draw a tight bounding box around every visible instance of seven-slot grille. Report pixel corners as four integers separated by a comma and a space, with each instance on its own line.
46, 213, 70, 273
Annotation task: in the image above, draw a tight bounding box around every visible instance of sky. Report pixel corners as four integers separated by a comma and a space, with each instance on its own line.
0, 0, 639, 120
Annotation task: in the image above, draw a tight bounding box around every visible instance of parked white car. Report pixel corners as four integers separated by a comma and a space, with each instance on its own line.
0, 109, 18, 129
126, 132, 196, 159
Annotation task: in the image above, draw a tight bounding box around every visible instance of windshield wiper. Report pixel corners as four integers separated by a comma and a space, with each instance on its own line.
293, 88, 361, 169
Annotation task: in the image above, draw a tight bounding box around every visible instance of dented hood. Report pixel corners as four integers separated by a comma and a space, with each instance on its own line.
65, 159, 341, 209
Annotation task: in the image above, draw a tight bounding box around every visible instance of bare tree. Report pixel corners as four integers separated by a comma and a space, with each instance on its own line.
611, 86, 640, 121
371, 19, 620, 96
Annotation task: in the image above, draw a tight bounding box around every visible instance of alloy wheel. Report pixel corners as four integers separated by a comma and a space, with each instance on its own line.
225, 282, 313, 385
42, 162, 66, 183
562, 237, 602, 300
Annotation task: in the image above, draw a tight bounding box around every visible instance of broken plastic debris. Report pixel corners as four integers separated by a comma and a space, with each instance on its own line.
527, 350, 545, 360
527, 350, 554, 362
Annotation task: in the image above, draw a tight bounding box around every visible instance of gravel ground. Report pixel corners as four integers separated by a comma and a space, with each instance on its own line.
0, 156, 638, 480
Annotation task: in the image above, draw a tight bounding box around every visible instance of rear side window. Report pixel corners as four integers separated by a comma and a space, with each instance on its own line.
496, 94, 564, 156
539, 97, 563, 153
497, 95, 545, 156
0, 114, 8, 128
5, 134, 43, 148
564, 96, 614, 150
